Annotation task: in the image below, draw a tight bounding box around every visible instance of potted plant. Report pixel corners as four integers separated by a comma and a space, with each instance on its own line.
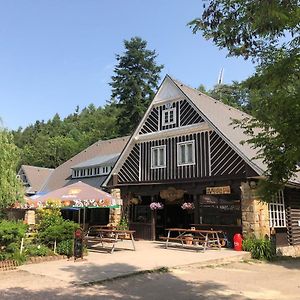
184, 234, 194, 245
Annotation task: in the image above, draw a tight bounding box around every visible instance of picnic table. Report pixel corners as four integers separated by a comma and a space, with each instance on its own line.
85, 227, 136, 254
160, 228, 222, 251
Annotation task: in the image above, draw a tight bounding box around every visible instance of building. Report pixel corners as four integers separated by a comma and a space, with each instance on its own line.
18, 165, 54, 196
104, 75, 300, 255
40, 136, 129, 193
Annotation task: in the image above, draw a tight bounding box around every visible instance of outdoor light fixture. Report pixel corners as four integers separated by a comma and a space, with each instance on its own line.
249, 180, 257, 189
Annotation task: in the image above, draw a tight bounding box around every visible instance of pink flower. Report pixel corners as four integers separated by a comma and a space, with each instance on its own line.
150, 202, 164, 210
181, 202, 195, 210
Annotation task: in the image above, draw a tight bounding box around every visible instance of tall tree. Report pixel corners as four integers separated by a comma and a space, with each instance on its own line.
0, 127, 24, 210
110, 37, 164, 135
189, 0, 300, 200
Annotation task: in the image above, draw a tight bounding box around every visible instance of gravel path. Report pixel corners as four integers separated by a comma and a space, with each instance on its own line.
0, 260, 299, 300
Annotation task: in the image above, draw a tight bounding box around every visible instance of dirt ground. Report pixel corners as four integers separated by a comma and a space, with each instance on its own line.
0, 259, 299, 300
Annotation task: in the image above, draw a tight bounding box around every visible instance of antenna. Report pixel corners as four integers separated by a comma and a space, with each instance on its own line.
217, 68, 224, 85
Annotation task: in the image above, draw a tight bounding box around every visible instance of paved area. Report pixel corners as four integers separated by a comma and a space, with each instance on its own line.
0, 259, 299, 299
18, 241, 250, 284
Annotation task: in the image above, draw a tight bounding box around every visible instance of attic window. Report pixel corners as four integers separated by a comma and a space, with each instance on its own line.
162, 103, 176, 126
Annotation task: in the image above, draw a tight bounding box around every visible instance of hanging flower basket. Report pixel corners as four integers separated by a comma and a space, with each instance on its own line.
181, 202, 195, 210
150, 202, 164, 210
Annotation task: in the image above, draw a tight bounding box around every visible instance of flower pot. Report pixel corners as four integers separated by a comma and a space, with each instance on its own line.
185, 236, 193, 245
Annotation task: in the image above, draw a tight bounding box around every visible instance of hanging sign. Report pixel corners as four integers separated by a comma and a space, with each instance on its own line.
160, 187, 185, 202
206, 186, 231, 195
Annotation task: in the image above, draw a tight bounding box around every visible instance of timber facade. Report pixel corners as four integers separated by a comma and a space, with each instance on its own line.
105, 75, 300, 250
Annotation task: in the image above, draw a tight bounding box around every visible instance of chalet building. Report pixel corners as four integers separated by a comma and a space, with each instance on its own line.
104, 75, 300, 255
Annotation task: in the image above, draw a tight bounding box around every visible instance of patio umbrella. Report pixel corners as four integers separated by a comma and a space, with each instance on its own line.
35, 181, 120, 208
29, 181, 121, 227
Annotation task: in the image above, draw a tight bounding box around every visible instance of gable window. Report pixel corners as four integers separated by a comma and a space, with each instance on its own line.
269, 190, 286, 228
177, 140, 195, 166
151, 145, 166, 169
162, 106, 176, 126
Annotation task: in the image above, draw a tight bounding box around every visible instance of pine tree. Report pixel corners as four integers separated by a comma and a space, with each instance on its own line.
110, 37, 164, 135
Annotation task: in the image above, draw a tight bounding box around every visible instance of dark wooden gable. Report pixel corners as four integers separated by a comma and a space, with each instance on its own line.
118, 145, 140, 183
210, 131, 246, 176
139, 99, 204, 135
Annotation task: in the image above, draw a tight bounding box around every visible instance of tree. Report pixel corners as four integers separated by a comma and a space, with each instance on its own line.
0, 128, 24, 210
110, 37, 164, 135
209, 82, 252, 112
189, 1, 300, 200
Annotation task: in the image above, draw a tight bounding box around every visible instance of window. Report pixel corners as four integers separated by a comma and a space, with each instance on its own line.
151, 145, 166, 169
162, 107, 176, 126
177, 141, 195, 166
269, 190, 286, 228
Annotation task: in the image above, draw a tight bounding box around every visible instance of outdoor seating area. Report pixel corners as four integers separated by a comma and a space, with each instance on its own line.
160, 228, 223, 252
85, 226, 136, 254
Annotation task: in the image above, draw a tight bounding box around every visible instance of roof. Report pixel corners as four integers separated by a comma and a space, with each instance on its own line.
40, 136, 130, 193
19, 165, 54, 194
104, 75, 300, 186
72, 153, 120, 169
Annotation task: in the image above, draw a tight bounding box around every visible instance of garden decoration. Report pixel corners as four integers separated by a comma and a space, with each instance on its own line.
181, 202, 195, 210
149, 202, 164, 210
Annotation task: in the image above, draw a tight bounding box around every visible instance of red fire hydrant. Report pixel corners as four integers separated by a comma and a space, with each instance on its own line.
233, 233, 243, 251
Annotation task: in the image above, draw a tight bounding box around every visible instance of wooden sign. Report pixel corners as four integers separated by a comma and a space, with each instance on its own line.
206, 186, 231, 195
160, 187, 185, 202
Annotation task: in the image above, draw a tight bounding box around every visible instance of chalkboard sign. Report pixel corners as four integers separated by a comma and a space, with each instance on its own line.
74, 228, 83, 260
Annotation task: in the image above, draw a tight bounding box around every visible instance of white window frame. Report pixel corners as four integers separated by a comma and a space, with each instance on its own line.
162, 107, 176, 126
151, 145, 166, 169
269, 190, 286, 228
177, 140, 195, 166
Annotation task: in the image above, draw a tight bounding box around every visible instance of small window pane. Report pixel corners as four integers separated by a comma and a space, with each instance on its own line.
187, 144, 193, 162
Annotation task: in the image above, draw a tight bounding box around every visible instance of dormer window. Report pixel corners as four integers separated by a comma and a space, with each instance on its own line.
162, 104, 176, 126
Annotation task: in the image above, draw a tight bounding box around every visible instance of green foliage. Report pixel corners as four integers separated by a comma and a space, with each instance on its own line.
110, 37, 164, 135
36, 206, 79, 246
242, 236, 275, 261
0, 220, 27, 249
56, 240, 73, 257
25, 244, 50, 257
117, 217, 129, 230
0, 129, 24, 209
0, 220, 27, 261
190, 1, 300, 200
12, 103, 121, 169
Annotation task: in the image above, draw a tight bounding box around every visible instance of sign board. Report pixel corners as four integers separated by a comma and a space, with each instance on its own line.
206, 186, 231, 195
74, 228, 83, 260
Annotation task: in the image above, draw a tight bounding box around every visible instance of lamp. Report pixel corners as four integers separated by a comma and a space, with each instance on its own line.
249, 180, 257, 189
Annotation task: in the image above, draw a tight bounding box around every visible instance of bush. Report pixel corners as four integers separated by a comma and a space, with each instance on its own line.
25, 244, 50, 257
56, 240, 73, 257
38, 220, 79, 245
0, 220, 27, 261
242, 236, 275, 261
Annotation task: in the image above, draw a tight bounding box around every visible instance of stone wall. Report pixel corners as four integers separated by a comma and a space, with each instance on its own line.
240, 181, 270, 238
109, 188, 122, 226
277, 245, 300, 257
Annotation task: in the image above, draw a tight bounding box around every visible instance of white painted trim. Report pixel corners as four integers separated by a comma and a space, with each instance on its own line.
136, 123, 211, 142
162, 107, 176, 127
177, 140, 196, 166
151, 145, 166, 169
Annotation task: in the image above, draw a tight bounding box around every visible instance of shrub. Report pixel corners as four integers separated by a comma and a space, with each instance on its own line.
25, 244, 50, 257
0, 220, 27, 261
0, 220, 27, 248
242, 236, 275, 261
117, 217, 129, 230
38, 220, 79, 245
56, 240, 73, 257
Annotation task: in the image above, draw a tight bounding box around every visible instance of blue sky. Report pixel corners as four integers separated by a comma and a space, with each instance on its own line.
0, 0, 255, 130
